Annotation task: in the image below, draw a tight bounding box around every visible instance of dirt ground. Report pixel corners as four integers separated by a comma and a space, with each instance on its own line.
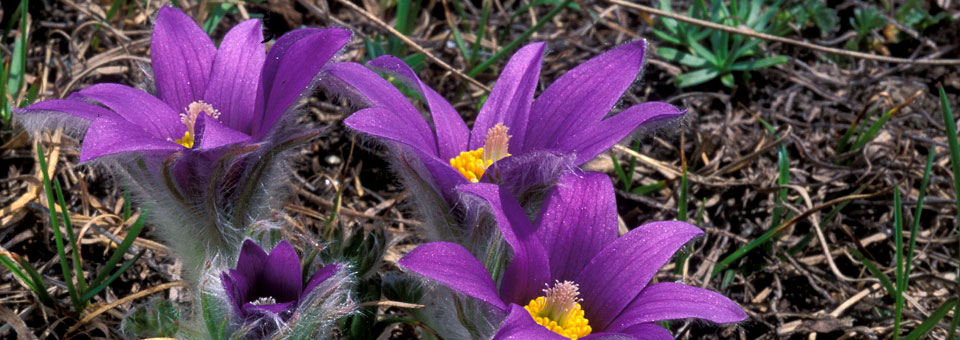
2, 0, 960, 339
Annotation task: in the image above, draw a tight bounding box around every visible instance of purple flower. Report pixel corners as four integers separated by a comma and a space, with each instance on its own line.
15, 6, 350, 276
399, 172, 745, 339
324, 41, 684, 209
221, 240, 339, 322
19, 6, 349, 161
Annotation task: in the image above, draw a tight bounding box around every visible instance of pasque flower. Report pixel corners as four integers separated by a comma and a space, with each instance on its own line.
221, 240, 339, 321
323, 40, 683, 242
399, 172, 745, 339
212, 239, 352, 339
16, 7, 349, 277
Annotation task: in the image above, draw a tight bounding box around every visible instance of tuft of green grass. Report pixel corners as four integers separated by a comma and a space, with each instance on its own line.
654, 0, 788, 88
14, 143, 149, 314
467, 0, 576, 77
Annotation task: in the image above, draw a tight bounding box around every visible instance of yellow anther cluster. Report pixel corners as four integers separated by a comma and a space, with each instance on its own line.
449, 148, 491, 183
174, 131, 195, 148
449, 123, 513, 182
172, 101, 220, 149
524, 297, 592, 339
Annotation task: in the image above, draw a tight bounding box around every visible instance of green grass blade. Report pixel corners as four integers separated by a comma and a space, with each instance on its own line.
632, 180, 666, 195
468, 1, 491, 65
937, 85, 960, 339
904, 148, 934, 289
0, 255, 37, 292
6, 0, 28, 98
36, 143, 82, 312
53, 180, 86, 295
388, 0, 415, 55
894, 186, 904, 340
89, 211, 147, 289
468, 0, 573, 77
836, 106, 878, 154
848, 247, 896, 300
81, 250, 144, 302
1, 53, 10, 125
14, 254, 52, 302
202, 3, 234, 35
610, 151, 630, 191
903, 298, 957, 340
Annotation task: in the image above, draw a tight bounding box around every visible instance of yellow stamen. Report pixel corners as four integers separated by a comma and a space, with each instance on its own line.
449, 123, 511, 182
523, 281, 592, 339
172, 101, 221, 148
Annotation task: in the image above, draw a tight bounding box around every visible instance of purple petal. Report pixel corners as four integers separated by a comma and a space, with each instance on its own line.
524, 41, 647, 152
151, 6, 216, 112
195, 114, 253, 150
491, 304, 567, 340
330, 63, 437, 155
203, 19, 265, 135
345, 107, 440, 157
18, 99, 120, 121
70, 83, 184, 140
534, 172, 618, 282
321, 62, 420, 116
575, 221, 703, 331
303, 264, 339, 297
458, 183, 550, 305
559, 102, 685, 164
607, 282, 746, 331
252, 28, 350, 139
410, 147, 469, 201
236, 239, 269, 281
608, 323, 674, 340
261, 241, 303, 303
221, 269, 251, 315
470, 42, 544, 153
369, 56, 468, 160
78, 118, 182, 162
399, 242, 507, 310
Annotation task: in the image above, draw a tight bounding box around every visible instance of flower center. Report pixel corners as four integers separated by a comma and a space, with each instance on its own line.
523, 281, 592, 339
172, 101, 221, 148
251, 296, 277, 306
449, 123, 511, 183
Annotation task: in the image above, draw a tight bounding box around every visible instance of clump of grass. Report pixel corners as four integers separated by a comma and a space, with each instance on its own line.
0, 144, 147, 315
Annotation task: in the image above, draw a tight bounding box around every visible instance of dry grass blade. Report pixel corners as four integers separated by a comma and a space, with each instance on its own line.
0, 306, 39, 340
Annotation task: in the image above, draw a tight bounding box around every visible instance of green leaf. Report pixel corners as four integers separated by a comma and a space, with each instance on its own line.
676, 68, 719, 88
652, 29, 684, 46
720, 73, 735, 88
656, 47, 708, 67
730, 56, 789, 71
